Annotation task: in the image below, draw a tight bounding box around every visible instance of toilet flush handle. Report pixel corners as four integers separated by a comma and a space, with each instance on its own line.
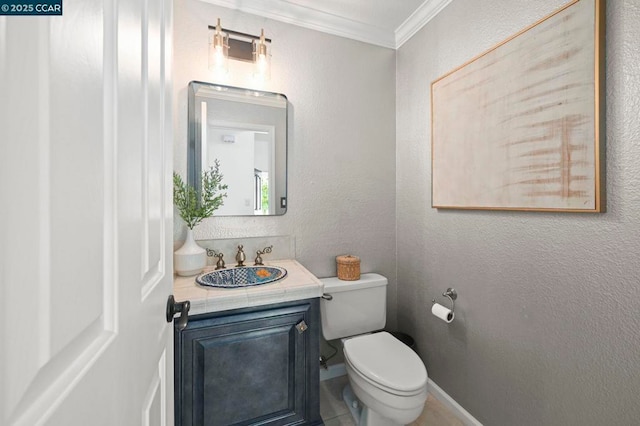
321, 294, 333, 301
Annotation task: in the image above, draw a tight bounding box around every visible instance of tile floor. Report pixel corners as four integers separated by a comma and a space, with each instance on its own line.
320, 375, 465, 426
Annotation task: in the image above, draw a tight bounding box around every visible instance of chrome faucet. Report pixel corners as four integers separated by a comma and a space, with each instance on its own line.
235, 245, 246, 267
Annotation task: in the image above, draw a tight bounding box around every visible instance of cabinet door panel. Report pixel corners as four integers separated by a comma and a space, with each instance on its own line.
176, 299, 321, 426
197, 325, 298, 425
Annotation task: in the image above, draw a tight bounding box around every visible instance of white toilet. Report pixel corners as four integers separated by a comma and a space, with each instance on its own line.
320, 274, 428, 426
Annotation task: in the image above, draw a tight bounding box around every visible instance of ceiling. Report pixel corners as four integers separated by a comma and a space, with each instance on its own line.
200, 0, 454, 49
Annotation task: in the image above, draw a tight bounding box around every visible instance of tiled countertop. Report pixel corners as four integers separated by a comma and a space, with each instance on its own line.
173, 259, 324, 316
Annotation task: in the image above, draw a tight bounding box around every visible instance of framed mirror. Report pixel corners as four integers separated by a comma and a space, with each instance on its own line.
188, 81, 288, 216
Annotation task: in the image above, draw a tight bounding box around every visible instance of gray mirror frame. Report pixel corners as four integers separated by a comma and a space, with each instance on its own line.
188, 81, 288, 216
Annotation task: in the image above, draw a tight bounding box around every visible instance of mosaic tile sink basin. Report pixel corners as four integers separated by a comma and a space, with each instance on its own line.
196, 266, 287, 288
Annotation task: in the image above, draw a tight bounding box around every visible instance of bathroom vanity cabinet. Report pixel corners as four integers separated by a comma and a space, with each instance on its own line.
174, 298, 322, 426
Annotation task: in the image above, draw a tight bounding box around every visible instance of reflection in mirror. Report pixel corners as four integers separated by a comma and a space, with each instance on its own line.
188, 81, 287, 216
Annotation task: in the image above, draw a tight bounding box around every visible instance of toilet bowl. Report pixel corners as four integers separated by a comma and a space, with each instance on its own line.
320, 275, 429, 426
343, 332, 427, 425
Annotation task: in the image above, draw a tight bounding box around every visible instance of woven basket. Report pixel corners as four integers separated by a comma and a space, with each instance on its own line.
336, 255, 360, 281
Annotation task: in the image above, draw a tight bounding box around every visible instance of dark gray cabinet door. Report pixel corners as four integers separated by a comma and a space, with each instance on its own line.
175, 299, 322, 426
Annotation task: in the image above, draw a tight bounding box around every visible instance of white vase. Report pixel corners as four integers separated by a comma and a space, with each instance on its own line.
174, 228, 206, 276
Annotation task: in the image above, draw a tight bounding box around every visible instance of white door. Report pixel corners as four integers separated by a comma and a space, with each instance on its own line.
0, 0, 174, 425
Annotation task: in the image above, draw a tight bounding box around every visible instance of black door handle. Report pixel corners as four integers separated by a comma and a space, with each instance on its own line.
166, 295, 190, 330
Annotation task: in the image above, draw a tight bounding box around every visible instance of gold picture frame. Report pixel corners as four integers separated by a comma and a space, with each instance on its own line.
431, 0, 605, 212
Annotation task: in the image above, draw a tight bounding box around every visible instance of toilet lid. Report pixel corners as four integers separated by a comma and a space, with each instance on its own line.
343, 332, 427, 393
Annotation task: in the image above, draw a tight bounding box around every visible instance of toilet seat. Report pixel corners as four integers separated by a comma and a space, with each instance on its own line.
343, 332, 427, 396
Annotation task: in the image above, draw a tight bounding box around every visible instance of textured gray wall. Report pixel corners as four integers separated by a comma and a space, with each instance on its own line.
173, 1, 398, 328
396, 0, 640, 425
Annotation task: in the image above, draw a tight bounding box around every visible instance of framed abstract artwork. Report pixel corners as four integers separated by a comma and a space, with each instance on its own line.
431, 0, 605, 212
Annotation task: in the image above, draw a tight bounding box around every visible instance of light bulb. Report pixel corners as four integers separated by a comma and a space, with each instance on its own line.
209, 18, 228, 75
253, 29, 271, 81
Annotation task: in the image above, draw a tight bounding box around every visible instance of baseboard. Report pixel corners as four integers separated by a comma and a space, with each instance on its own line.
319, 363, 346, 381
428, 379, 483, 426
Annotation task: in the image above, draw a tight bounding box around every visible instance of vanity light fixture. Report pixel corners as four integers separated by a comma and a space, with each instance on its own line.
252, 29, 271, 81
207, 20, 272, 81
208, 18, 229, 75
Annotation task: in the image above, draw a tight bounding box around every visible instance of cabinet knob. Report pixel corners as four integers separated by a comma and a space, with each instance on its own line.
295, 320, 308, 334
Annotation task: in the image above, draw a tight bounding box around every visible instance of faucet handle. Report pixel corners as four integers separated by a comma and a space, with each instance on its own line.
254, 245, 273, 265
206, 249, 226, 269
214, 253, 225, 270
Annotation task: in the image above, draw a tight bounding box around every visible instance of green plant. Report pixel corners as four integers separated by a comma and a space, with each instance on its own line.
173, 159, 228, 229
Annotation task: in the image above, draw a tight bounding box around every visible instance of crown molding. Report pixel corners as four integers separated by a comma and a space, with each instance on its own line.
199, 0, 452, 50
395, 0, 453, 48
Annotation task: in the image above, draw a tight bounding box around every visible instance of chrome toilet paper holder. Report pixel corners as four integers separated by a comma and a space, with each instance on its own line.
432, 288, 457, 314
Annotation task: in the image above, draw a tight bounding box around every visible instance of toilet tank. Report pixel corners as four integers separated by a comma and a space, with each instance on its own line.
320, 273, 387, 341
